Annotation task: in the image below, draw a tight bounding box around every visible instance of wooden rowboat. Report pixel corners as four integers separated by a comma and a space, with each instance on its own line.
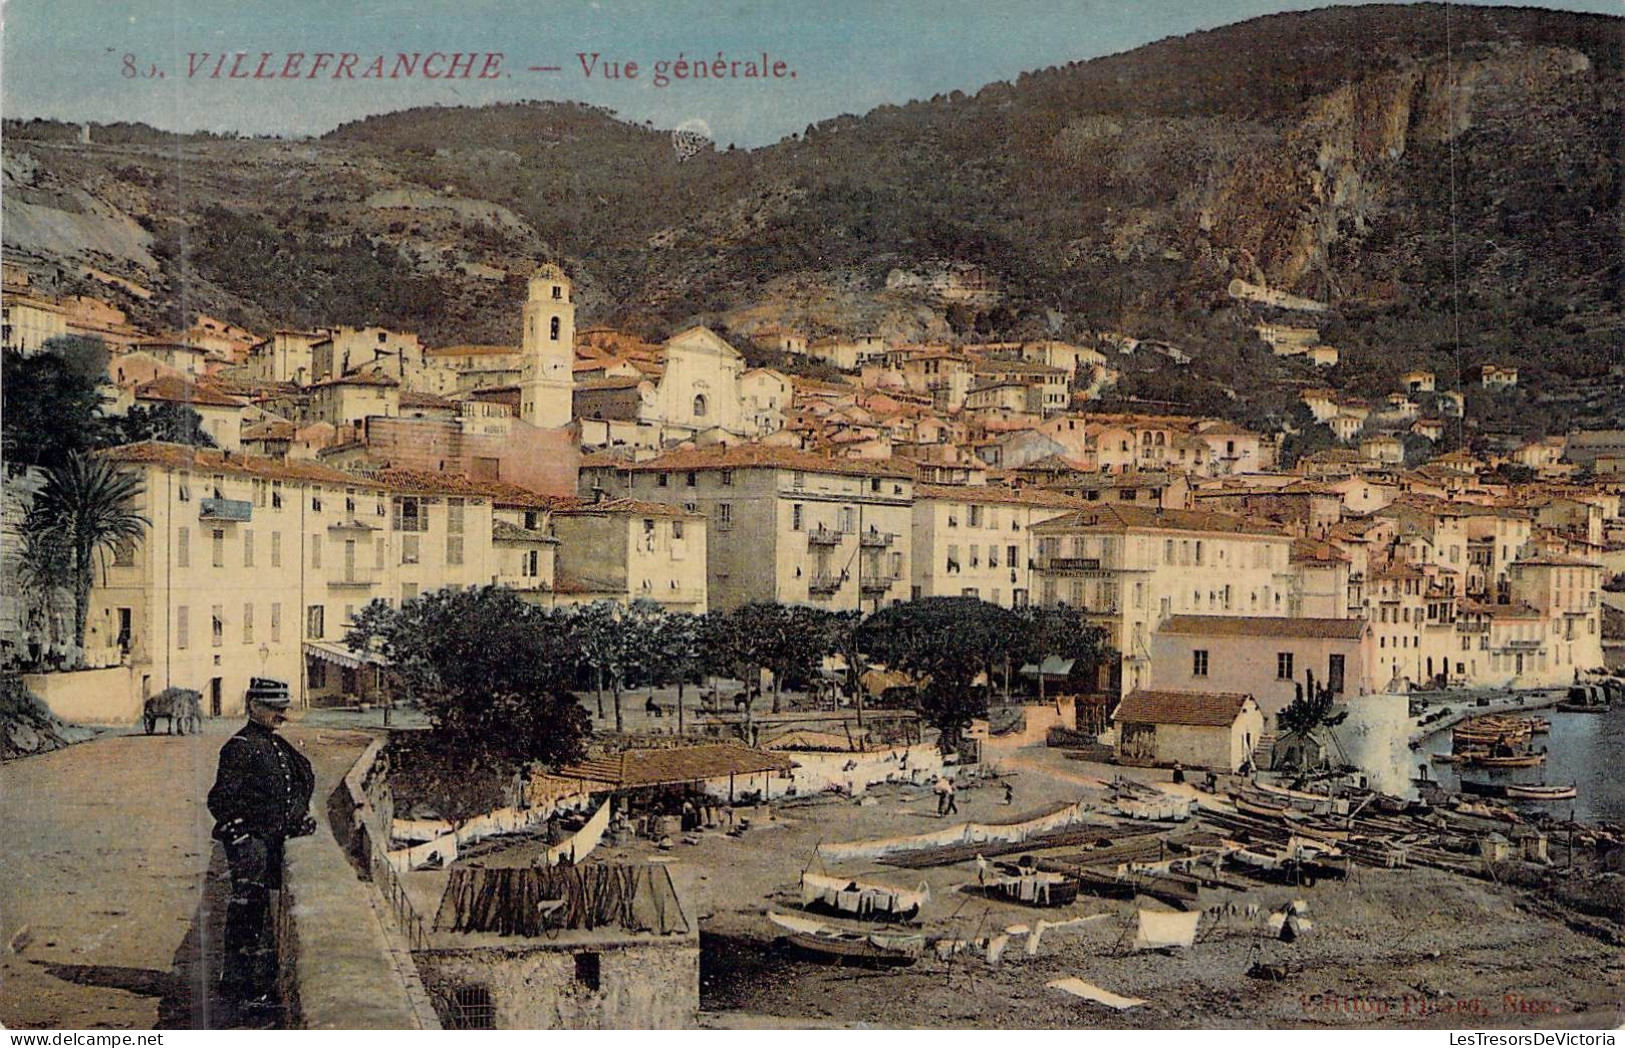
1461, 752, 1545, 769
1230, 793, 1293, 819
768, 911, 922, 966
1504, 783, 1577, 801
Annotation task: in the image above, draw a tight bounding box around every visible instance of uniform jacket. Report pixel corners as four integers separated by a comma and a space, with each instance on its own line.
207, 721, 316, 843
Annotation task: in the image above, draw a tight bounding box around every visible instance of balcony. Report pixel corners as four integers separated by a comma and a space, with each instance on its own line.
327, 571, 380, 588
860, 576, 898, 596
199, 498, 252, 523
808, 572, 846, 596
858, 529, 896, 549
807, 526, 843, 547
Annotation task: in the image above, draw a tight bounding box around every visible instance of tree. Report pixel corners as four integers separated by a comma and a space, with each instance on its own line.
2, 340, 111, 469
1017, 605, 1113, 700
856, 597, 1026, 750
106, 403, 217, 448
650, 610, 704, 733
345, 587, 590, 768
1274, 668, 1348, 777
24, 454, 149, 656
559, 600, 636, 732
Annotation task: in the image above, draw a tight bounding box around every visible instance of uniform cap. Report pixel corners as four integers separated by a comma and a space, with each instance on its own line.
246, 677, 292, 709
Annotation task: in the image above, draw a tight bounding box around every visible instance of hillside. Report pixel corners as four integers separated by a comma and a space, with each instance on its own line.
4, 3, 1620, 428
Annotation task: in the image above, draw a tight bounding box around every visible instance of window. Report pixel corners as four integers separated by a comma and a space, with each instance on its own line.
243, 529, 255, 567
692, 394, 708, 417
720, 470, 733, 487
717, 503, 733, 529
111, 538, 136, 567
271, 531, 281, 567
393, 497, 426, 533
306, 605, 325, 640
672, 520, 685, 540
549, 316, 561, 341
968, 505, 983, 527
177, 474, 191, 502
447, 498, 464, 535
242, 603, 254, 644
211, 605, 224, 648
176, 606, 189, 650
375, 538, 386, 569
792, 504, 804, 531
685, 471, 697, 487
176, 527, 190, 568
1008, 545, 1019, 570
270, 603, 281, 643
573, 954, 601, 992
658, 473, 669, 488
1193, 650, 1209, 677
446, 535, 464, 565
402, 534, 420, 565
402, 583, 418, 603
311, 536, 322, 569
309, 661, 326, 689
792, 471, 806, 489
271, 483, 282, 510
1277, 652, 1294, 680
311, 490, 323, 512
212, 529, 225, 568
1328, 654, 1346, 694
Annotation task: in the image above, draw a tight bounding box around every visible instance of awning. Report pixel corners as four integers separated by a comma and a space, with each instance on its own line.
1019, 656, 1075, 679
304, 640, 389, 670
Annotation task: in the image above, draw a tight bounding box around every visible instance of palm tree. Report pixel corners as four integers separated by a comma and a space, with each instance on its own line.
25, 454, 149, 657
14, 526, 72, 652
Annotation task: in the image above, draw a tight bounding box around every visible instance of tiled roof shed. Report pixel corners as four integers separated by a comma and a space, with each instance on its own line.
1113, 690, 1255, 728
558, 744, 795, 789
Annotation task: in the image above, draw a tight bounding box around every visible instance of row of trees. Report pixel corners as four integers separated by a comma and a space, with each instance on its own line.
346, 589, 1114, 770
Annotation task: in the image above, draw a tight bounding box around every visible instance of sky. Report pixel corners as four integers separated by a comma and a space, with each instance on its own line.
2, 0, 1617, 148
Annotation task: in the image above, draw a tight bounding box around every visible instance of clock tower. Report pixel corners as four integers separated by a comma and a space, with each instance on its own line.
519, 263, 575, 428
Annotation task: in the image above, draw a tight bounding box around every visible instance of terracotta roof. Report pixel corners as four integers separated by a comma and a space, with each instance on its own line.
424, 344, 519, 357
575, 375, 645, 392
915, 483, 1084, 509
242, 419, 297, 441
358, 468, 558, 508
1114, 690, 1254, 728
1291, 537, 1351, 564
1158, 615, 1367, 640
1030, 504, 1288, 537
99, 441, 379, 487
491, 519, 560, 543
1513, 554, 1602, 569
550, 496, 704, 519
313, 370, 398, 389
133, 376, 246, 408
558, 744, 794, 787
622, 444, 915, 480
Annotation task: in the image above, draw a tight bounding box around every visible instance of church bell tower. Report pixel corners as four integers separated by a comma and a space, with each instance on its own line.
519, 263, 575, 428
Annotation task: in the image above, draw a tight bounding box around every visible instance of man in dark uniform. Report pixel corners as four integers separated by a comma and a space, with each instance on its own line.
207, 678, 317, 1009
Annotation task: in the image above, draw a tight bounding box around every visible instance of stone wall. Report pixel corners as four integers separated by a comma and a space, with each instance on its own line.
278, 736, 440, 1028
23, 665, 141, 725
415, 939, 699, 1030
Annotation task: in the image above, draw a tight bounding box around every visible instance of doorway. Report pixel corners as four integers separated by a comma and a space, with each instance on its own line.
209, 678, 222, 717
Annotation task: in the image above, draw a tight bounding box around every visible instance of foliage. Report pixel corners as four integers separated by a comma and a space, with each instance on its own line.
856, 597, 1026, 747
1, 341, 111, 469
1015, 604, 1113, 690
105, 403, 217, 448
384, 731, 514, 830
23, 454, 149, 656
1276, 668, 1348, 739
345, 587, 590, 766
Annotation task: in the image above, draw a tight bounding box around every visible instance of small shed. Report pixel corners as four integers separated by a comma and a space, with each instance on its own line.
1112, 690, 1264, 772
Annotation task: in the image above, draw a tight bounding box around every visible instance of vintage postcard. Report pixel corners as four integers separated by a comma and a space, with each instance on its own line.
1, 0, 1622, 1036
